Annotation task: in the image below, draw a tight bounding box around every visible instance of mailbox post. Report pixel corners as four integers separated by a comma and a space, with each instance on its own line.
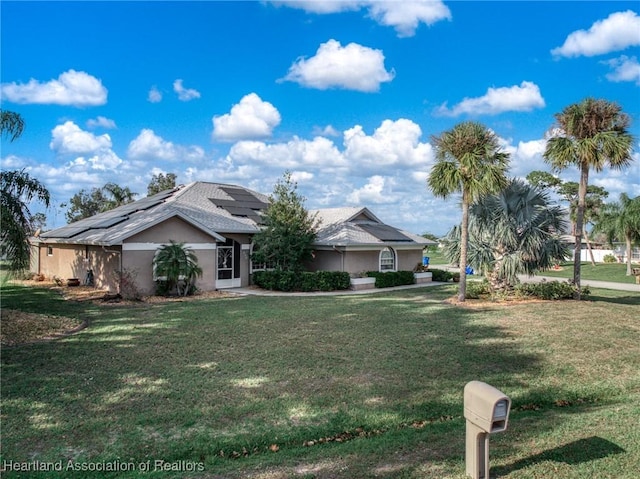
463, 381, 511, 479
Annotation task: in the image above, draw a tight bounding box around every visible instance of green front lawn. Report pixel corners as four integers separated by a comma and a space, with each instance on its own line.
541, 262, 639, 284
1, 283, 639, 478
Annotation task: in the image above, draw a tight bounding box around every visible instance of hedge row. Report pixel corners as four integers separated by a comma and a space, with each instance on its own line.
366, 270, 415, 288
252, 270, 351, 292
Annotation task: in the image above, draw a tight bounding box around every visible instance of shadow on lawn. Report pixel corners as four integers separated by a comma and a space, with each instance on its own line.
493, 436, 625, 476
587, 294, 640, 306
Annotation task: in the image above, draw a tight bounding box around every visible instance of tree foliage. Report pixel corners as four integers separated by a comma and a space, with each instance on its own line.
428, 121, 510, 301
65, 183, 137, 223
152, 241, 203, 296
1, 110, 51, 271
593, 193, 640, 276
147, 173, 177, 196
251, 172, 319, 273
1, 109, 25, 142
442, 179, 569, 294
543, 97, 634, 298
1, 169, 51, 271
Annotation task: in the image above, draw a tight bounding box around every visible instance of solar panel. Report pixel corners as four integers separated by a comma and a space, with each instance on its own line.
359, 223, 412, 242
40, 226, 90, 239
210, 187, 268, 224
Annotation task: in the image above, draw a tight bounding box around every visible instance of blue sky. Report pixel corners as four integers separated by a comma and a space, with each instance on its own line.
2, 1, 639, 236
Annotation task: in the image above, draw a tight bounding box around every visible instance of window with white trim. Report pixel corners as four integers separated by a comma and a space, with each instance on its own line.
47, 245, 53, 256
379, 247, 396, 272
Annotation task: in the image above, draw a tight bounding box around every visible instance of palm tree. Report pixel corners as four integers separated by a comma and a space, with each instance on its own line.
543, 98, 634, 298
152, 241, 203, 296
1, 110, 51, 272
442, 179, 569, 293
428, 121, 510, 301
1, 170, 50, 271
593, 193, 640, 276
102, 182, 136, 210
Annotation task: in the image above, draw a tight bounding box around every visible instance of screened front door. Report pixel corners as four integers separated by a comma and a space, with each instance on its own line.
216, 239, 241, 288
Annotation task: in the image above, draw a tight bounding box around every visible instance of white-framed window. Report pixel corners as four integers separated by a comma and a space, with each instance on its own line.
47, 245, 53, 256
379, 247, 396, 272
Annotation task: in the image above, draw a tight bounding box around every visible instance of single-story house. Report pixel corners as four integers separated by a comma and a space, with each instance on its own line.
32, 182, 431, 294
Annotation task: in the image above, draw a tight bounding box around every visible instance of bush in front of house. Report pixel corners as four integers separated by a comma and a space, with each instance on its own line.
430, 268, 453, 282
366, 271, 415, 288
465, 279, 492, 299
603, 254, 617, 263
252, 270, 350, 292
515, 280, 589, 300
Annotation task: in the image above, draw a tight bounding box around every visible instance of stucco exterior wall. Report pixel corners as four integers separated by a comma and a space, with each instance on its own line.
397, 249, 423, 271
37, 243, 121, 291
309, 247, 423, 275
124, 217, 220, 295
127, 217, 215, 244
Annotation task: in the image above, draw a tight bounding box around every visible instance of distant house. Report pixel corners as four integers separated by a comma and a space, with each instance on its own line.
32, 182, 431, 294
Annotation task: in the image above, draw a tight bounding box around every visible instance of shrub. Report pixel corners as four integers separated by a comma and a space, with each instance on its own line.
366, 271, 415, 288
603, 254, 617, 263
430, 268, 453, 282
116, 268, 142, 300
515, 280, 589, 300
252, 270, 350, 292
465, 280, 492, 299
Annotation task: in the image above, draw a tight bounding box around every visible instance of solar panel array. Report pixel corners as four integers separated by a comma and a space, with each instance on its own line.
358, 223, 413, 242
209, 187, 268, 225
40, 189, 175, 239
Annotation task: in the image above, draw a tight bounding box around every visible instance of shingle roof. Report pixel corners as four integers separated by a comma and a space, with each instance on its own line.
312, 207, 431, 247
40, 182, 268, 245
40, 182, 430, 248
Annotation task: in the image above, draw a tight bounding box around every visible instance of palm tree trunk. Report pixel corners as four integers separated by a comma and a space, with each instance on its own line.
584, 225, 596, 266
458, 192, 469, 302
573, 166, 589, 299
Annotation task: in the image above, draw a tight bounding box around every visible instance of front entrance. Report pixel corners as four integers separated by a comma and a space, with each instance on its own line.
216, 239, 241, 288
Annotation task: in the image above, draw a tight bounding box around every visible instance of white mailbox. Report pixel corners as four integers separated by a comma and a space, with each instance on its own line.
463, 381, 511, 479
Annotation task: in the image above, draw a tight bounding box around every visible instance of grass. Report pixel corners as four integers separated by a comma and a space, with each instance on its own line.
540, 262, 639, 284
1, 282, 639, 478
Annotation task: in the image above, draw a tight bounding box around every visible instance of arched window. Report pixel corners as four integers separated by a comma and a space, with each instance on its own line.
379, 247, 396, 272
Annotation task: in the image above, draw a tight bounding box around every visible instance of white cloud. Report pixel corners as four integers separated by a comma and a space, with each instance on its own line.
48, 121, 124, 173
0, 69, 107, 106
271, 1, 450, 37
86, 116, 116, 129
148, 86, 162, 103
551, 10, 640, 58
343, 118, 433, 172
604, 55, 640, 85
227, 136, 346, 170
313, 124, 341, 137
212, 93, 281, 141
347, 175, 395, 204
50, 121, 112, 154
271, 1, 363, 14
282, 39, 395, 92
436, 81, 545, 117
367, 0, 451, 37
173, 79, 201, 101
127, 129, 205, 162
